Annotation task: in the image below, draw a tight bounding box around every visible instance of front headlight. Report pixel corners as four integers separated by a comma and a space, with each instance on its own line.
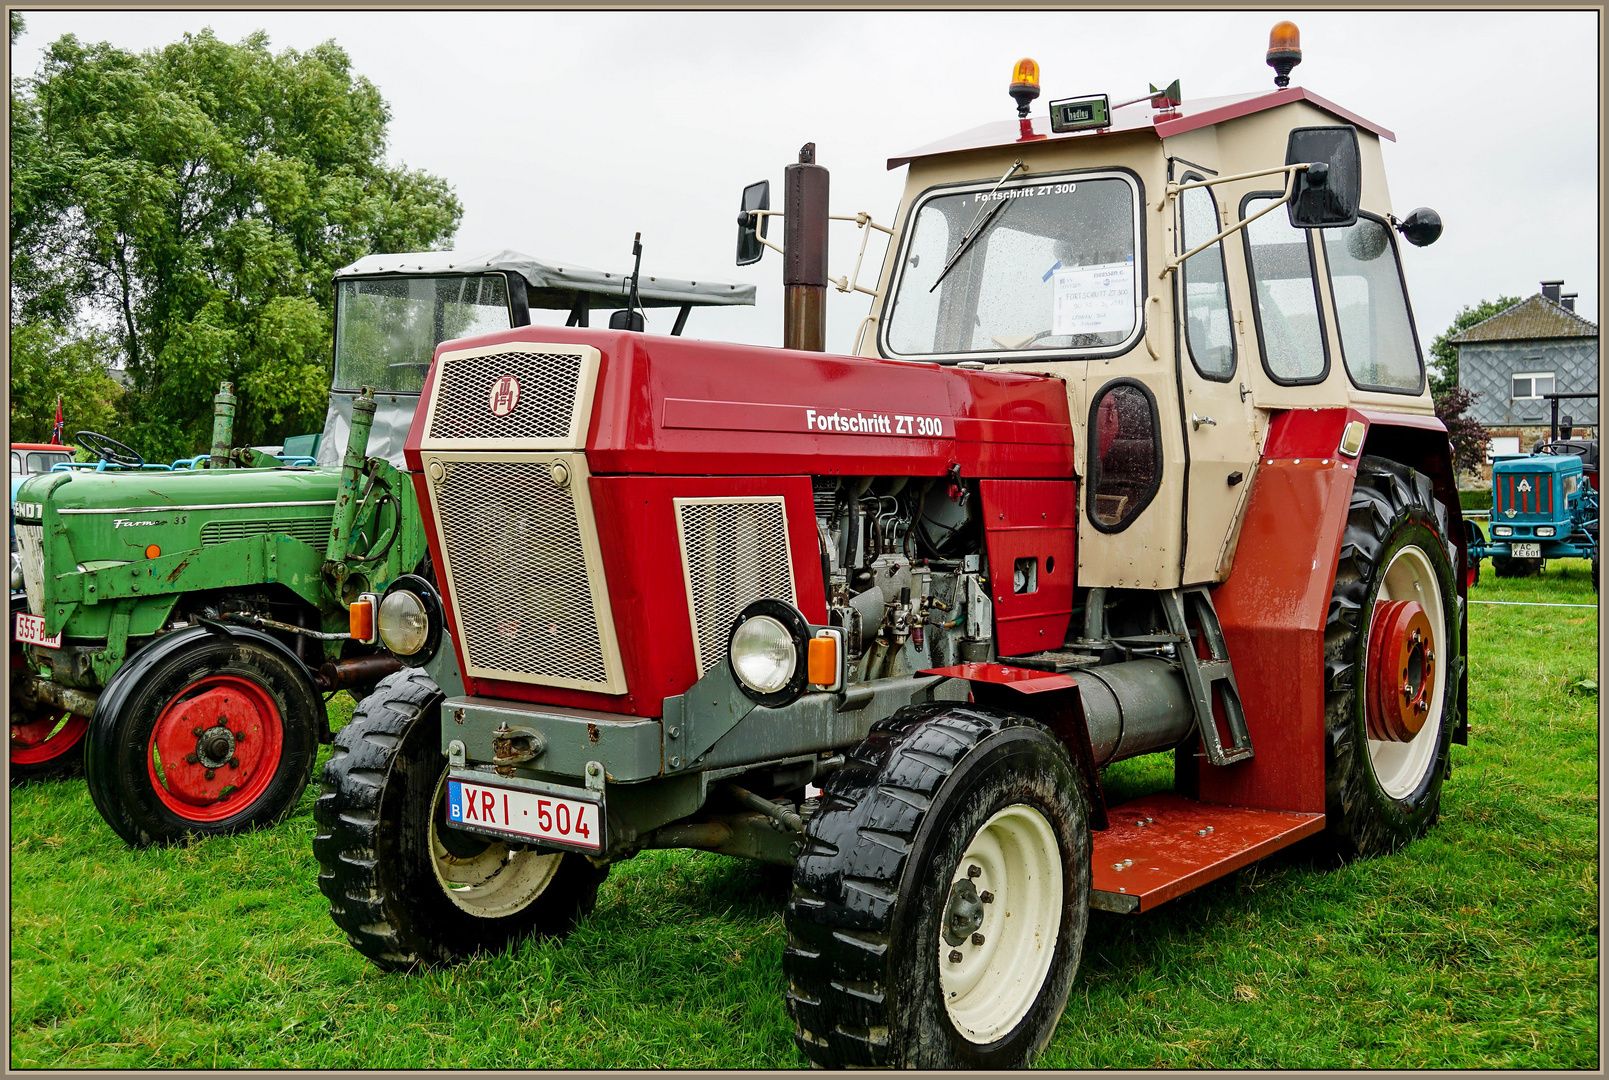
728, 599, 810, 706
1535, 526, 1557, 538
732, 617, 796, 693
376, 574, 443, 666
1492, 525, 1512, 537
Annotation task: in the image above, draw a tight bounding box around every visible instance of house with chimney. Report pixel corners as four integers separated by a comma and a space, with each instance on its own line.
1451, 280, 1598, 467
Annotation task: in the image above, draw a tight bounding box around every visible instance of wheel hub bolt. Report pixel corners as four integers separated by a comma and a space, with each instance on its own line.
980, 891, 994, 904
185, 753, 199, 764
948, 949, 963, 964
205, 769, 216, 780
971, 932, 985, 946
192, 727, 203, 737
966, 865, 981, 879
228, 756, 240, 769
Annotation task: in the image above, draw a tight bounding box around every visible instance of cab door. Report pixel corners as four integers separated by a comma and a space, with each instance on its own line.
1171, 164, 1265, 584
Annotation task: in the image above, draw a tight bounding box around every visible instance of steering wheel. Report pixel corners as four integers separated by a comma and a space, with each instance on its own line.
74, 430, 145, 469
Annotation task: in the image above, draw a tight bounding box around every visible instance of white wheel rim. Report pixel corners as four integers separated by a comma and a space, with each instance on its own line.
939, 803, 1063, 1044
430, 771, 563, 918
1366, 544, 1447, 799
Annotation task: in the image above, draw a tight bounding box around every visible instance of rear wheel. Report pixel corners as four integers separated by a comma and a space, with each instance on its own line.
11, 645, 88, 782
1324, 456, 1462, 857
784, 703, 1089, 1068
85, 636, 321, 846
313, 668, 605, 970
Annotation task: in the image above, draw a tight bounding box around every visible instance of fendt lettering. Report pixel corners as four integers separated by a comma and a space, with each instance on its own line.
314, 25, 1469, 1070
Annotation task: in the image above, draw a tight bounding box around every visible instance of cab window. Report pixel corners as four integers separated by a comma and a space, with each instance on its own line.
1242, 192, 1329, 384
10, 452, 21, 475
1321, 213, 1424, 393
882, 172, 1142, 362
27, 452, 68, 473
1087, 379, 1162, 532
1179, 179, 1235, 380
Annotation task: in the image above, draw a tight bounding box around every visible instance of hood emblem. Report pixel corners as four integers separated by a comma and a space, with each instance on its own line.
489, 376, 522, 417
1517, 478, 1532, 492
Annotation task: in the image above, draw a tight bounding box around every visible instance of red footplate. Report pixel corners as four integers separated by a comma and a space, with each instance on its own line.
1089, 793, 1324, 913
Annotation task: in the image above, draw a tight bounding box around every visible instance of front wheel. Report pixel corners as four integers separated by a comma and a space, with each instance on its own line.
1324, 456, 1462, 857
313, 668, 605, 970
784, 703, 1090, 1068
85, 632, 322, 846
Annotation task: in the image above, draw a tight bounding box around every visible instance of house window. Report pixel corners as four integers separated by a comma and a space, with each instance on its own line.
1487, 436, 1520, 461
1512, 371, 1555, 400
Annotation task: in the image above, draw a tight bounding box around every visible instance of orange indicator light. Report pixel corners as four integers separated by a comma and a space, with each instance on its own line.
145, 544, 161, 559
808, 636, 838, 686
350, 597, 375, 643
1267, 22, 1303, 88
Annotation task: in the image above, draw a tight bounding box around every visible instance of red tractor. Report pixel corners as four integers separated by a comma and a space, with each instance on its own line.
315, 28, 1468, 1069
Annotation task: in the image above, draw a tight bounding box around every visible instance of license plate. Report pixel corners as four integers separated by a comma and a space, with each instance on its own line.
14, 613, 61, 649
1511, 542, 1542, 558
447, 777, 602, 853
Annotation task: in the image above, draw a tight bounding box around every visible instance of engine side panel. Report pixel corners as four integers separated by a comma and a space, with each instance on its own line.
977, 479, 1078, 657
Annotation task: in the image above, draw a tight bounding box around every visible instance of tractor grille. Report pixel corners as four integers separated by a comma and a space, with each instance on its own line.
16, 524, 45, 617
676, 498, 797, 673
431, 456, 618, 690
428, 348, 589, 443
201, 517, 330, 547
1495, 472, 1553, 518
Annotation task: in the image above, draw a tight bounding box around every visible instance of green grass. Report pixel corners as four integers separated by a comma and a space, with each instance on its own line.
9, 563, 1599, 1068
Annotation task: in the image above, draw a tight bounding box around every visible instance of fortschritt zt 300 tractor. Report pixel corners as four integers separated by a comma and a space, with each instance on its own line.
10, 250, 753, 849
316, 28, 1469, 1069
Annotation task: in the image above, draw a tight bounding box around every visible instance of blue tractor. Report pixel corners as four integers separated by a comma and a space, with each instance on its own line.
1467, 451, 1599, 587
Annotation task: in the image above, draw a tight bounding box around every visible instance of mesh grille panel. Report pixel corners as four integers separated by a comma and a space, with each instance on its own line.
201, 518, 330, 546
429, 349, 585, 442
678, 500, 796, 673
434, 460, 609, 685
17, 524, 45, 617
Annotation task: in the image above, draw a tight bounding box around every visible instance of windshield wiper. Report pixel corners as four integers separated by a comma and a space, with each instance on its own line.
929, 160, 1025, 293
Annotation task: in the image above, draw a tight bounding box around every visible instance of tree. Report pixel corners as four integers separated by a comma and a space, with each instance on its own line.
1434, 384, 1491, 480
11, 29, 462, 459
8, 322, 124, 444
1428, 294, 1522, 395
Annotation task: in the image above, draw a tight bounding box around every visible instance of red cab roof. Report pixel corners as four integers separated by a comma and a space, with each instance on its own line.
11, 443, 73, 452
888, 86, 1395, 170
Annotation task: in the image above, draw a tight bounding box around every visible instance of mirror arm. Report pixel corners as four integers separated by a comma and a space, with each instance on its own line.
1158, 165, 1304, 280
744, 208, 786, 255
829, 211, 893, 299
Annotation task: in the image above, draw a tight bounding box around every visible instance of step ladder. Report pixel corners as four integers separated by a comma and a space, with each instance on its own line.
1160, 587, 1253, 767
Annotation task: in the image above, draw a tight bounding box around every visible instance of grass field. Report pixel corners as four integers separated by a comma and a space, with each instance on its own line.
9, 559, 1599, 1069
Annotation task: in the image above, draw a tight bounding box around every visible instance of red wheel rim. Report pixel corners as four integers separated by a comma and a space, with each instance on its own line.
11, 711, 89, 765
145, 675, 285, 822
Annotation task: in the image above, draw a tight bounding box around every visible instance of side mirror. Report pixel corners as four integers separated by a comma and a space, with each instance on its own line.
1285, 125, 1361, 228
736, 180, 771, 266
1395, 206, 1443, 247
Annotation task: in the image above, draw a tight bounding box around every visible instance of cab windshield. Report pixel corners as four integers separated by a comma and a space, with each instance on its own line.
881, 172, 1141, 361
333, 274, 513, 393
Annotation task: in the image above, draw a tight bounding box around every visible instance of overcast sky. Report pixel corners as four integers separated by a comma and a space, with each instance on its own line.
11, 10, 1600, 355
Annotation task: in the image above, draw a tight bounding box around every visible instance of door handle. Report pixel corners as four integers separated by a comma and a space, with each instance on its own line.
1191, 414, 1217, 430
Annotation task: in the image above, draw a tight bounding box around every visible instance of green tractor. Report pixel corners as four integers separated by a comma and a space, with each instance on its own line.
10, 249, 754, 847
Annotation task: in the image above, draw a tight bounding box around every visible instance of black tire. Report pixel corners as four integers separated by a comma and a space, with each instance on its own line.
784, 702, 1090, 1069
1492, 553, 1541, 578
1323, 456, 1463, 858
313, 668, 605, 970
85, 635, 321, 846
1461, 519, 1482, 589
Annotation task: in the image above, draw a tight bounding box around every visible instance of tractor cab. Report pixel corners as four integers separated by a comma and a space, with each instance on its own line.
853, 61, 1445, 591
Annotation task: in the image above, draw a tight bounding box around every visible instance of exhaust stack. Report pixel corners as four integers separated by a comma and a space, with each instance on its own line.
783, 142, 829, 351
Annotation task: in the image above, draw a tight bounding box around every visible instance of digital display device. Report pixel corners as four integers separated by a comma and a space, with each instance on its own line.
1049, 94, 1111, 133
